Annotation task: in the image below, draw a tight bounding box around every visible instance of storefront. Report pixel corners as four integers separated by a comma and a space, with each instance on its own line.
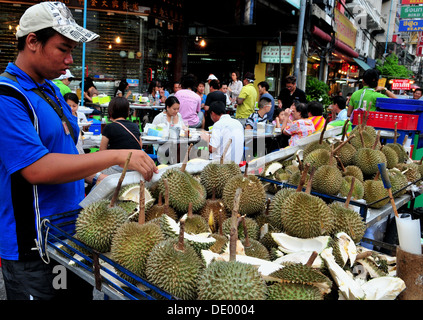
0, 0, 183, 94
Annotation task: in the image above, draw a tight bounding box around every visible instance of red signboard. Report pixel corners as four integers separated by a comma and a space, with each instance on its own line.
417, 32, 423, 57
402, 0, 423, 4
392, 79, 411, 90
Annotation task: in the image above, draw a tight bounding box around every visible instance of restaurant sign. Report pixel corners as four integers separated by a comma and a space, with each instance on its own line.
261, 46, 294, 64
402, 0, 423, 4
398, 19, 423, 32
401, 6, 423, 19
391, 79, 410, 90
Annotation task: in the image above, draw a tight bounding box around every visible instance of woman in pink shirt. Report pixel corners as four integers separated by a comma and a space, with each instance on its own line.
174, 74, 204, 128
278, 101, 315, 146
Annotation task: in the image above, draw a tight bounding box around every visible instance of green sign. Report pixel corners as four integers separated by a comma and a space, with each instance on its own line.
401, 6, 423, 19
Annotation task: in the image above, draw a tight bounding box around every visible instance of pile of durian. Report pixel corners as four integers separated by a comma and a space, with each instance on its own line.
64, 133, 411, 300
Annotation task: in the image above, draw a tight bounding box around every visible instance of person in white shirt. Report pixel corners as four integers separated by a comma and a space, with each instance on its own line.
202, 100, 244, 164
152, 96, 187, 129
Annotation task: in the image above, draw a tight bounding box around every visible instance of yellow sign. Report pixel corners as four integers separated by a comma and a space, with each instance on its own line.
378, 78, 387, 88
334, 8, 357, 49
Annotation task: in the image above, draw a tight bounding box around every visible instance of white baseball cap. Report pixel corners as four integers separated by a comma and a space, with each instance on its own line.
207, 74, 218, 81
16, 2, 99, 43
54, 69, 74, 80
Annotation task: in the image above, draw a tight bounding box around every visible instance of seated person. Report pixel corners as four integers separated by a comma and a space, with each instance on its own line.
100, 97, 142, 175
245, 96, 272, 130
328, 95, 348, 124
306, 101, 326, 131
279, 101, 315, 147
152, 96, 187, 130
201, 100, 244, 164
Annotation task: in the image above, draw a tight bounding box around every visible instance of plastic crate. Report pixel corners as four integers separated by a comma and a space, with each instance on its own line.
352, 110, 419, 130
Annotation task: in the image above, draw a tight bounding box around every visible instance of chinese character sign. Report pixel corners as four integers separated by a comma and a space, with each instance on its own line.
261, 46, 294, 64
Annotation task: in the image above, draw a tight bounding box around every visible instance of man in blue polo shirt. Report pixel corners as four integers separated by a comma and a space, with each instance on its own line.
0, 2, 158, 300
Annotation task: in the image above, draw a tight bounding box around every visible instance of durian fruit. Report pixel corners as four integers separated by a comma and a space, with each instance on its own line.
111, 181, 165, 283
222, 163, 266, 216
354, 147, 386, 177
333, 139, 356, 166
303, 148, 334, 169
200, 161, 241, 198
145, 220, 204, 300
350, 122, 377, 150
197, 197, 268, 300
181, 202, 210, 234
268, 188, 296, 231
302, 119, 331, 158
329, 178, 366, 243
199, 188, 228, 233
287, 170, 309, 186
118, 182, 155, 212
339, 175, 364, 200
279, 165, 335, 238
380, 145, 399, 169
157, 167, 206, 215
378, 168, 409, 198
311, 146, 343, 196
396, 162, 421, 185
239, 216, 270, 260
363, 176, 389, 209
342, 165, 364, 182
145, 189, 178, 222
222, 215, 259, 240
267, 281, 323, 300
75, 200, 128, 253
385, 141, 408, 164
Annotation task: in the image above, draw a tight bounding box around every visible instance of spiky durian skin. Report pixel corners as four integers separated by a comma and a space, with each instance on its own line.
111, 222, 164, 282
222, 216, 259, 240
381, 146, 399, 169
157, 168, 206, 214
242, 239, 270, 260
145, 204, 178, 222
75, 199, 128, 253
350, 130, 376, 150
386, 143, 408, 163
197, 260, 267, 300
145, 238, 204, 300
396, 163, 421, 184
311, 165, 343, 195
269, 263, 332, 290
267, 282, 323, 300
363, 180, 389, 209
200, 162, 241, 198
339, 176, 364, 200
334, 141, 356, 166
342, 165, 364, 182
303, 148, 333, 169
268, 188, 296, 231
280, 193, 335, 238
199, 199, 228, 233
183, 215, 210, 234
209, 234, 228, 254
222, 175, 266, 216
353, 148, 386, 176
329, 202, 366, 243
302, 140, 330, 159
387, 169, 409, 197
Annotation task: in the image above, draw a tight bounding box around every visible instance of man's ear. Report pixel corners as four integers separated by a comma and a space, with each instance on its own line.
26, 33, 40, 52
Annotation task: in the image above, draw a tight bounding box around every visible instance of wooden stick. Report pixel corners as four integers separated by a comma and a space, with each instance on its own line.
394, 122, 398, 144
109, 152, 132, 208
220, 138, 232, 164
318, 115, 329, 145
372, 130, 381, 150
341, 119, 350, 141
345, 176, 355, 207
296, 163, 310, 192
180, 143, 193, 172
229, 188, 242, 262
306, 251, 318, 267
305, 166, 316, 194
138, 180, 145, 225
333, 134, 355, 155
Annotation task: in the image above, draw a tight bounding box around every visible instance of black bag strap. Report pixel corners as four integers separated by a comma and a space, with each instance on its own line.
0, 72, 35, 125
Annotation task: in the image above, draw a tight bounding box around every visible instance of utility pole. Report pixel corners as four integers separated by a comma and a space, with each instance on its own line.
293, 0, 307, 89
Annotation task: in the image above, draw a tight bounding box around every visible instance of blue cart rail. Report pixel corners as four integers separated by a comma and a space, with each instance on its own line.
41, 210, 180, 300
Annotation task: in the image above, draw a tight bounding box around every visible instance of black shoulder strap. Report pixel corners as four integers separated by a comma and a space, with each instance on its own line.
0, 72, 34, 124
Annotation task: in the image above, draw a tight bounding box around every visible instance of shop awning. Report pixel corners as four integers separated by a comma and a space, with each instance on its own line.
311, 26, 359, 59
353, 58, 372, 71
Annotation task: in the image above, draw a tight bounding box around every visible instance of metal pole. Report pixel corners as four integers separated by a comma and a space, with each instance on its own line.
294, 0, 307, 81
279, 30, 282, 95
80, 0, 87, 106
384, 0, 394, 56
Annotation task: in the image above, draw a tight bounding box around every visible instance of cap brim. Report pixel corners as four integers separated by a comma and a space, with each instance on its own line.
54, 24, 99, 43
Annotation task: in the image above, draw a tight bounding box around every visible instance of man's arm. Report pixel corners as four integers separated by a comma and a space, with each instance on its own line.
20, 149, 158, 185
